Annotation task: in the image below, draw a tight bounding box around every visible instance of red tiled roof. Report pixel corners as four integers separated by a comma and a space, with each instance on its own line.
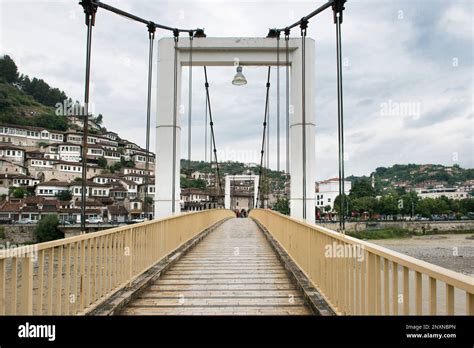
37, 181, 70, 187
23, 196, 45, 204
0, 202, 22, 212
108, 205, 128, 215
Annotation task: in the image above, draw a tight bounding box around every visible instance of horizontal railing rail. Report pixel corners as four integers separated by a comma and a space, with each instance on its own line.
250, 209, 474, 315
0, 209, 234, 315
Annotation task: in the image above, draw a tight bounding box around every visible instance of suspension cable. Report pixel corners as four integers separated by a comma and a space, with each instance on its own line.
276, 31, 281, 173
301, 20, 308, 220
204, 87, 208, 163
334, 1, 346, 231
144, 22, 155, 220
171, 30, 179, 214
277, 0, 334, 32
203, 67, 223, 199
80, 0, 97, 233
256, 67, 272, 209
284, 29, 290, 174
92, 0, 202, 34
187, 32, 193, 170
266, 92, 270, 169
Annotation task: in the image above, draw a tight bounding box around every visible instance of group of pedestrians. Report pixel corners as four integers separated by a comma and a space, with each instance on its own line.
235, 209, 248, 218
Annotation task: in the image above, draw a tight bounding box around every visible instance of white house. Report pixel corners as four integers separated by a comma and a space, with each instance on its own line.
92, 174, 120, 185
415, 187, 471, 200
122, 167, 154, 176
12, 175, 39, 187
0, 145, 25, 165
57, 143, 82, 162
70, 182, 111, 198
315, 178, 352, 210
0, 124, 63, 146
118, 179, 138, 198
35, 181, 71, 197
87, 144, 105, 159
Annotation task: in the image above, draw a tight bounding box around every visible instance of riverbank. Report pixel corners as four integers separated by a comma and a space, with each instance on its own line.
345, 227, 474, 240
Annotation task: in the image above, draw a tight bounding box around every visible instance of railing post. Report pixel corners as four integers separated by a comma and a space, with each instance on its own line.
366, 253, 376, 315
127, 229, 133, 286
446, 284, 454, 315
415, 271, 422, 315
403, 266, 410, 315
429, 277, 437, 315
467, 292, 474, 315
0, 258, 5, 315
20, 257, 33, 315
392, 261, 398, 315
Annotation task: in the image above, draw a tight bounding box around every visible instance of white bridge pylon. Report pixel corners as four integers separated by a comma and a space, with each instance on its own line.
155, 37, 316, 221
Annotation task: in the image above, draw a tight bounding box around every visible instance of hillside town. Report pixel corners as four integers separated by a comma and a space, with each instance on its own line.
0, 118, 156, 223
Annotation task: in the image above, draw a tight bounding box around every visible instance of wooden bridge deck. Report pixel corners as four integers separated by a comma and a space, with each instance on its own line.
120, 218, 312, 315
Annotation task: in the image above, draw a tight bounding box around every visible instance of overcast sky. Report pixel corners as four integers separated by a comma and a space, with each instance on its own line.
0, 0, 472, 180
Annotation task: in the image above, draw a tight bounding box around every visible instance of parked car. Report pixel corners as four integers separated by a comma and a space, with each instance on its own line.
16, 218, 36, 225
131, 218, 145, 224
86, 217, 103, 224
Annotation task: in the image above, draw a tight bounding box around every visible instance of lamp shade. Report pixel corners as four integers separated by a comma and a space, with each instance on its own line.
232, 66, 247, 86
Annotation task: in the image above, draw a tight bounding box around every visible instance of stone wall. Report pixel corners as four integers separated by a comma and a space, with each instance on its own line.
0, 225, 37, 244
316, 220, 474, 233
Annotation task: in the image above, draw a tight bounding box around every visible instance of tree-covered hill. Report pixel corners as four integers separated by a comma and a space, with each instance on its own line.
347, 163, 474, 193
0, 55, 73, 132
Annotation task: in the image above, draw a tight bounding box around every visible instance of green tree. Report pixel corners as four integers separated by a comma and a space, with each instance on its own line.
36, 215, 63, 242
333, 194, 350, 216
378, 194, 399, 215
9, 187, 28, 198
109, 162, 122, 173
180, 177, 206, 189
350, 179, 375, 198
416, 198, 435, 217
399, 191, 419, 216
35, 113, 68, 131
95, 114, 103, 125
97, 156, 108, 169
460, 198, 474, 214
19, 76, 67, 107
352, 196, 378, 216
56, 190, 72, 201
0, 55, 19, 83
273, 197, 290, 215
432, 197, 451, 215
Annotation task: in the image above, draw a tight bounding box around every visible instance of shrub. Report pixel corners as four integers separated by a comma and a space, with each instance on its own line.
35, 215, 63, 242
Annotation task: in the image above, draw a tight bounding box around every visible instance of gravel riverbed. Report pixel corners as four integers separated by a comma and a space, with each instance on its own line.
372, 233, 474, 277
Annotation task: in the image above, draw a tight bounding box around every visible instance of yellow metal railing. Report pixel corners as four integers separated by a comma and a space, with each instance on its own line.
250, 209, 474, 315
0, 209, 234, 315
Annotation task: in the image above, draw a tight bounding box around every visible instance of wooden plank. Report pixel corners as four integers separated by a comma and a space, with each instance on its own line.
121, 219, 313, 316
